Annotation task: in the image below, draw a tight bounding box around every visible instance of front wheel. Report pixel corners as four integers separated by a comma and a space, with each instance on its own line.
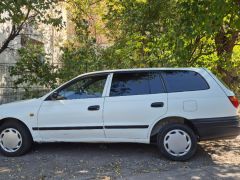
157, 123, 197, 161
0, 121, 33, 156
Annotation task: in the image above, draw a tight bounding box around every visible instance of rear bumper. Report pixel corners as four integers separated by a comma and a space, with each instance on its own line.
190, 116, 240, 140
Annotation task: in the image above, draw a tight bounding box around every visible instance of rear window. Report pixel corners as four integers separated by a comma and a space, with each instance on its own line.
110, 72, 165, 97
161, 70, 209, 93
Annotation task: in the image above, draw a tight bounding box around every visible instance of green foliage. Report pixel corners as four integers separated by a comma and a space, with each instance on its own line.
0, 0, 62, 53
169, 0, 240, 92
10, 0, 240, 96
58, 0, 107, 82
104, 0, 175, 67
58, 43, 104, 83
10, 45, 58, 92
101, 0, 240, 93
0, 0, 62, 26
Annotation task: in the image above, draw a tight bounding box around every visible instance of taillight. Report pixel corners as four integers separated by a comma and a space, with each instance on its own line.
228, 96, 239, 108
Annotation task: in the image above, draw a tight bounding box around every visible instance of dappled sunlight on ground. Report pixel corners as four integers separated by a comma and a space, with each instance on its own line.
0, 167, 11, 173
200, 136, 240, 165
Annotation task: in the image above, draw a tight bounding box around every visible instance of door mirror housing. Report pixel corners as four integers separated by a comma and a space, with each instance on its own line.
51, 91, 64, 100
51, 91, 58, 99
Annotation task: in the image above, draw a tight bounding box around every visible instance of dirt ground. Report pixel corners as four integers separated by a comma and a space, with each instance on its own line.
0, 136, 239, 180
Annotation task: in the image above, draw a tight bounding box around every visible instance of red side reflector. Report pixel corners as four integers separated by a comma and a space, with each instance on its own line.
228, 96, 239, 108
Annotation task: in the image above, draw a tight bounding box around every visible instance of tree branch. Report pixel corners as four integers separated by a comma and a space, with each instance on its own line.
187, 35, 202, 64
0, 8, 31, 54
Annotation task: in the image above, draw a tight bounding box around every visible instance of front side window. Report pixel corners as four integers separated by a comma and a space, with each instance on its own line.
161, 70, 209, 93
110, 72, 165, 97
56, 75, 107, 100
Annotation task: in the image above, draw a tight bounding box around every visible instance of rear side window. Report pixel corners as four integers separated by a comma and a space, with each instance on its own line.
161, 70, 209, 93
110, 72, 165, 97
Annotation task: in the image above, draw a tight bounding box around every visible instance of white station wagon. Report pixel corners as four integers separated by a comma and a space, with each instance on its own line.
0, 68, 239, 161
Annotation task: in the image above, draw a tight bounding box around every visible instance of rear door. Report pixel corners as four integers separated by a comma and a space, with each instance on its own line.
103, 71, 168, 140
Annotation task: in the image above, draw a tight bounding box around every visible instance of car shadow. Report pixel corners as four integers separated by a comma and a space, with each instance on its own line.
31, 141, 212, 162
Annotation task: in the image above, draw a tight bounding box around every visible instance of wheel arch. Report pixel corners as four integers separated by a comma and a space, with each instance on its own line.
0, 117, 33, 141
149, 116, 199, 143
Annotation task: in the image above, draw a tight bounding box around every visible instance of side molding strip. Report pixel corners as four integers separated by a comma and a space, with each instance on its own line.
32, 125, 149, 131
32, 126, 102, 130
105, 125, 149, 129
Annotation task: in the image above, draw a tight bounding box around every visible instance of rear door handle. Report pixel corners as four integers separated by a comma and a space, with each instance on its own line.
88, 105, 100, 111
151, 102, 164, 108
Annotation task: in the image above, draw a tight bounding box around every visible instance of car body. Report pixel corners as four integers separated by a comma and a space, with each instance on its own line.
0, 68, 239, 161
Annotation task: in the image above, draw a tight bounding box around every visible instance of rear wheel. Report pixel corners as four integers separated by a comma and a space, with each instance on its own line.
0, 121, 32, 156
157, 123, 197, 161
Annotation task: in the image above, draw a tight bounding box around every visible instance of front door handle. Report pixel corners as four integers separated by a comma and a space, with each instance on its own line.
151, 102, 164, 108
88, 105, 100, 111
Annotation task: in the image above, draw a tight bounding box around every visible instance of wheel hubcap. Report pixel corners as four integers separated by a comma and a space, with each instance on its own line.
0, 128, 22, 152
164, 129, 191, 157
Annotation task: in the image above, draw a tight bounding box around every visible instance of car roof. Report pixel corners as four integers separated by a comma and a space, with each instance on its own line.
79, 67, 204, 77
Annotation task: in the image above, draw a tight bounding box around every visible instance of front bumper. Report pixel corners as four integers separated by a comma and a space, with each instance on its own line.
190, 116, 240, 140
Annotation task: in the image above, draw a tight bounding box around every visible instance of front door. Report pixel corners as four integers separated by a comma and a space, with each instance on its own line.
37, 74, 109, 141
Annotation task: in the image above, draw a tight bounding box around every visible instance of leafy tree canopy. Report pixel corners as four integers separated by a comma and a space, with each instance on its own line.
9, 0, 240, 96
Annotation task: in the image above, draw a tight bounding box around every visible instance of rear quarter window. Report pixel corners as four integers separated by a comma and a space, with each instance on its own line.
161, 70, 209, 93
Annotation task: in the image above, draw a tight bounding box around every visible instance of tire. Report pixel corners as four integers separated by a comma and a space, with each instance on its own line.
157, 123, 197, 161
0, 121, 33, 156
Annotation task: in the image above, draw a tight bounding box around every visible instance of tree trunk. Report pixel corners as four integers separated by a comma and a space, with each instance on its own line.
214, 27, 239, 86
0, 25, 22, 54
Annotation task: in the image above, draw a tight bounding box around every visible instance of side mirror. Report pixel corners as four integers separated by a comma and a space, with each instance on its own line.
51, 91, 59, 100
51, 91, 65, 100
48, 91, 65, 101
